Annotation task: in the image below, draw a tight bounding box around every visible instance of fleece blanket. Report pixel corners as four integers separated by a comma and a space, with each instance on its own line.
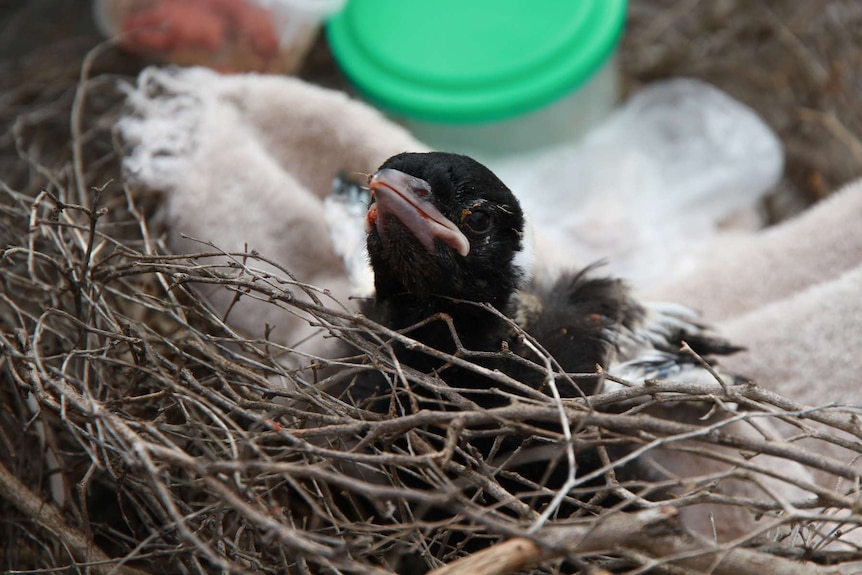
119, 67, 427, 365
117, 66, 862, 544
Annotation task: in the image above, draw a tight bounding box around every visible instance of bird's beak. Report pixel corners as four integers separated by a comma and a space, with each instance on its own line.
367, 169, 470, 257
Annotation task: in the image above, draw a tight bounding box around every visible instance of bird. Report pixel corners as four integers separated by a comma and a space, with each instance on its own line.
325, 151, 745, 570
355, 151, 741, 405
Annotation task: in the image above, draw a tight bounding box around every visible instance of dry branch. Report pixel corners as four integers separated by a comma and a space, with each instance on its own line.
4, 214, 862, 572
0, 459, 148, 575
430, 507, 848, 575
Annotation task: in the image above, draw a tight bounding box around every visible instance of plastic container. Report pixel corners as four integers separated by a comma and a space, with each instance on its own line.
492, 79, 784, 287
94, 0, 345, 73
327, 0, 627, 159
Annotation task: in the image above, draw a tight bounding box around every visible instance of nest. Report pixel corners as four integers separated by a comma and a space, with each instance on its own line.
8, 185, 862, 575
6, 162, 862, 575
3, 3, 862, 574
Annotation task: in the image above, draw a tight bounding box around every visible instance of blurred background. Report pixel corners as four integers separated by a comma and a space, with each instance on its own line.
1, 0, 861, 223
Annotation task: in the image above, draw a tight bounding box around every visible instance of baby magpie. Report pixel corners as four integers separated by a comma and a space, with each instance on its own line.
358, 151, 740, 405
327, 153, 744, 570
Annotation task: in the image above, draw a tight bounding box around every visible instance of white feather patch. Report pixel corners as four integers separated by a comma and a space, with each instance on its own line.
512, 214, 537, 289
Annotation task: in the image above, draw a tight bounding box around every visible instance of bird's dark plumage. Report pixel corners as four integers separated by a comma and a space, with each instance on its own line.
332, 152, 743, 570
361, 151, 740, 402
364, 153, 532, 380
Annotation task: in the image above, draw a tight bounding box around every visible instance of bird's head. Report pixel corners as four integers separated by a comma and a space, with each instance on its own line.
366, 152, 533, 311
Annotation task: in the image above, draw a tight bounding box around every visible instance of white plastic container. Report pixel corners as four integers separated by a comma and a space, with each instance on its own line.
327, 0, 627, 159
401, 57, 620, 159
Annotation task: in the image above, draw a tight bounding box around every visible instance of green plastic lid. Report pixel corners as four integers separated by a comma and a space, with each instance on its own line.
327, 0, 627, 123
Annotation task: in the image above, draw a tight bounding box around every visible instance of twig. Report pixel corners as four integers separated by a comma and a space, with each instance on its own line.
0, 459, 149, 575
71, 40, 117, 207
430, 506, 845, 575
797, 107, 862, 165
519, 335, 578, 533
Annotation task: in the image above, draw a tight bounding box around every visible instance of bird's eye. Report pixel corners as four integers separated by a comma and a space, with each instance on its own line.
463, 209, 492, 234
